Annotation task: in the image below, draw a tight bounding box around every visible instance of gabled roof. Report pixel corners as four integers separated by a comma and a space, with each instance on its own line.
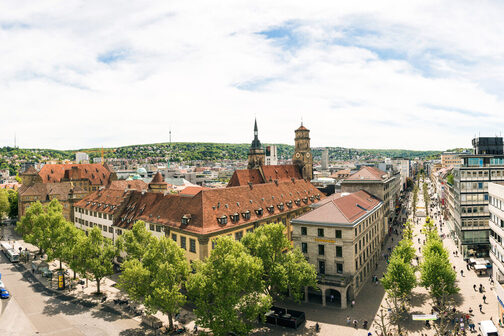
23, 166, 38, 175
77, 178, 324, 235
179, 186, 209, 197
19, 182, 87, 199
293, 190, 382, 225
227, 165, 302, 187
108, 180, 148, 191
344, 166, 388, 182
38, 163, 113, 185
261, 165, 302, 182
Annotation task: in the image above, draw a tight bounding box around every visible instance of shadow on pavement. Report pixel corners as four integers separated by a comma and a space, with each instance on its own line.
119, 327, 156, 336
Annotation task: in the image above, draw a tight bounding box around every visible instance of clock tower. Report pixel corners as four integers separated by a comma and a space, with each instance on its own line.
247, 118, 265, 169
293, 123, 313, 180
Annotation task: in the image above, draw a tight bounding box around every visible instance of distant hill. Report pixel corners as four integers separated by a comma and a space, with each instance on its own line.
0, 143, 442, 173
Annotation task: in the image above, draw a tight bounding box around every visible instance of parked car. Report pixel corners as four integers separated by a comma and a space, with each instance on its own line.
0, 288, 9, 299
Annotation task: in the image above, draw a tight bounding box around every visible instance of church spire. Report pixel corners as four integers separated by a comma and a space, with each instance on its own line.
251, 118, 261, 149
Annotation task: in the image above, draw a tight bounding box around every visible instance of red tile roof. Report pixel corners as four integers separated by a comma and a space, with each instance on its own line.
344, 166, 387, 181
38, 163, 113, 185
293, 190, 382, 225
108, 180, 148, 191
261, 165, 302, 182
179, 186, 209, 197
150, 171, 166, 184
227, 165, 302, 187
19, 182, 87, 200
76, 179, 323, 235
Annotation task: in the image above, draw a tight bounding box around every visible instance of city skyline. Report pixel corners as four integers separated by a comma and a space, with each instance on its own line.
2, 1, 504, 150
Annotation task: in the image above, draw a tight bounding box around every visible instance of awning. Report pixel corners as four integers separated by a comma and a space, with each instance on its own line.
474, 264, 487, 271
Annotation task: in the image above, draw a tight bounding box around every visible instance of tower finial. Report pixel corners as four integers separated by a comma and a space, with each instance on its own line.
301, 116, 303, 126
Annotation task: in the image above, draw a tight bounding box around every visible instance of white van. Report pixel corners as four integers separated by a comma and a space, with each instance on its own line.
479, 320, 499, 336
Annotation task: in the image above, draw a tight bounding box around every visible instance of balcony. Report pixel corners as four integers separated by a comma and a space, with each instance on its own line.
317, 273, 353, 287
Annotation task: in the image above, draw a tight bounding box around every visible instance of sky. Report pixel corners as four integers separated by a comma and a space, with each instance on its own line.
2, 0, 504, 151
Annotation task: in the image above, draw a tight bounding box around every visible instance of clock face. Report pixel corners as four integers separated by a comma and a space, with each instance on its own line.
295, 152, 301, 158
306, 153, 311, 158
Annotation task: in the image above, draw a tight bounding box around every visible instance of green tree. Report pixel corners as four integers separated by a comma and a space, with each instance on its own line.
380, 254, 417, 334
0, 189, 9, 219
116, 220, 155, 261
80, 227, 117, 294
392, 239, 416, 264
7, 189, 18, 219
446, 173, 454, 185
402, 220, 414, 242
119, 236, 189, 330
241, 223, 317, 302
16, 199, 63, 255
187, 237, 271, 336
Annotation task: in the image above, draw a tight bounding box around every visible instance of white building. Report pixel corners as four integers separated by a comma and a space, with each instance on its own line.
75, 152, 89, 164
265, 145, 278, 165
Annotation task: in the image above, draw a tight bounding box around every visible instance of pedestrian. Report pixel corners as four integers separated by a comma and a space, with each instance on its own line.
483, 295, 487, 303
419, 247, 421, 253
353, 320, 358, 328
315, 322, 320, 332
467, 264, 470, 271
418, 238, 421, 243
479, 304, 483, 312
330, 294, 334, 302
469, 307, 473, 315
461, 270, 464, 277
351, 300, 355, 308
363, 320, 368, 328
453, 266, 456, 271
346, 316, 351, 325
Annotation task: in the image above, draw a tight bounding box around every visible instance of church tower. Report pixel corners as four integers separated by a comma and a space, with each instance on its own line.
247, 119, 265, 169
293, 123, 313, 180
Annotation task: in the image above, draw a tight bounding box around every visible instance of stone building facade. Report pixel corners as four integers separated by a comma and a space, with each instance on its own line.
291, 190, 385, 308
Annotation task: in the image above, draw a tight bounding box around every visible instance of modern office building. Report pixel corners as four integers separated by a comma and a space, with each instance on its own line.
451, 137, 504, 257
265, 145, 278, 166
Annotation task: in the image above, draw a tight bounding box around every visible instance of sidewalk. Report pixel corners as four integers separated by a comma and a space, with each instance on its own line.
5, 235, 197, 334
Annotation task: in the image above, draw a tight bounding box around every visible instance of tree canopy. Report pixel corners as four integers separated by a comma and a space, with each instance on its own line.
188, 236, 271, 336
241, 223, 317, 302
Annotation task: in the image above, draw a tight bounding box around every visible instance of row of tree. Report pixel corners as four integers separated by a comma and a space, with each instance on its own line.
17, 200, 317, 335
16, 200, 117, 293
378, 217, 458, 333
0, 188, 18, 219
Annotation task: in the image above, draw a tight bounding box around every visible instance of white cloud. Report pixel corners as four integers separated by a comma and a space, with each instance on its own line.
1, 0, 504, 150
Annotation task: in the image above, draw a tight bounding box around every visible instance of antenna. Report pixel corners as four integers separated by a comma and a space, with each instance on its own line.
14, 133, 16, 148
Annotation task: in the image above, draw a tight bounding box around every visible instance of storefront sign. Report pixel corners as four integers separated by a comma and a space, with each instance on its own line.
315, 238, 336, 243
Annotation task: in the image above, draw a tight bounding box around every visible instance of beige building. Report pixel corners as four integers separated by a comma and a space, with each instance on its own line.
341, 166, 400, 233
291, 190, 385, 308
441, 152, 462, 168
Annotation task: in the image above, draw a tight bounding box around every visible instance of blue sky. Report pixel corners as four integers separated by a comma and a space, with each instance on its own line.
2, 0, 504, 150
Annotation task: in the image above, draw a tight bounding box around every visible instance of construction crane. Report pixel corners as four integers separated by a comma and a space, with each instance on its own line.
80, 147, 116, 165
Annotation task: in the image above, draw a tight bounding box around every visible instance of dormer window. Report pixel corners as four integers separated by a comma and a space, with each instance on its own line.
309, 196, 315, 202
295, 199, 301, 206
267, 205, 274, 213
230, 213, 240, 223
302, 197, 308, 204
255, 208, 263, 216
286, 201, 293, 208
181, 214, 191, 225
217, 215, 228, 225
242, 210, 251, 220
316, 194, 321, 200
277, 203, 284, 211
